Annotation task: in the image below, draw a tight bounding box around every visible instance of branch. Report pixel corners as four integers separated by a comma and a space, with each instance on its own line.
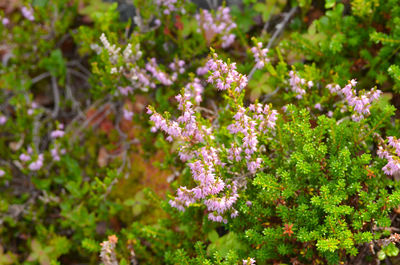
51, 76, 60, 118
248, 6, 298, 81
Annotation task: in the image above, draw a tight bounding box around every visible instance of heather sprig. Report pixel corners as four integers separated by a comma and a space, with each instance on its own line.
250, 42, 269, 69
196, 6, 237, 48
378, 136, 400, 176
327, 79, 381, 121
148, 54, 278, 223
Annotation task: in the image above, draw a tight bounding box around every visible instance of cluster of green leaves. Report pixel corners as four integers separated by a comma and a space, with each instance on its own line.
0, 1, 130, 264
283, 0, 400, 93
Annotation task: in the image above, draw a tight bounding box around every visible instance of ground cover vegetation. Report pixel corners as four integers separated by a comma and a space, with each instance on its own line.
1, 0, 400, 264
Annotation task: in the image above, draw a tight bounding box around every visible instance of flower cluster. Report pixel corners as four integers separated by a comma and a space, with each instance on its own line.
378, 136, 400, 176
227, 103, 278, 173
21, 6, 35, 21
196, 7, 237, 48
118, 86, 133, 96
243, 258, 256, 265
327, 79, 381, 121
145, 58, 174, 86
19, 147, 44, 171
98, 34, 183, 92
169, 58, 186, 80
206, 52, 248, 92
2, 17, 9, 25
288, 71, 313, 99
123, 109, 134, 120
168, 145, 240, 223
185, 78, 204, 104
0, 114, 7, 125
99, 33, 121, 64
196, 64, 209, 76
51, 146, 66, 162
156, 0, 179, 15
251, 42, 269, 69
29, 154, 44, 171
50, 124, 65, 139
149, 56, 277, 223
27, 102, 38, 116
99, 235, 119, 265
148, 91, 208, 143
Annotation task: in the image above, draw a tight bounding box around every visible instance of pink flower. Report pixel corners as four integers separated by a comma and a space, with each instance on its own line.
197, 7, 236, 49
123, 109, 134, 120
206, 53, 248, 91
0, 115, 7, 125
118, 86, 133, 96
19, 153, 31, 162
2, 17, 9, 25
243, 258, 256, 265
185, 78, 204, 104
288, 71, 307, 98
51, 130, 64, 139
196, 65, 209, 76
21, 6, 34, 21
328, 79, 381, 121
251, 42, 269, 69
28, 154, 44, 171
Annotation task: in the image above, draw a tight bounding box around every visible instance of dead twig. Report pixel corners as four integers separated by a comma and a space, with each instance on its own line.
31, 72, 51, 84
51, 76, 60, 118
248, 6, 298, 81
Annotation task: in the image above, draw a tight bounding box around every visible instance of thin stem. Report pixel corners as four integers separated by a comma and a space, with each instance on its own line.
248, 6, 298, 81
51, 76, 60, 118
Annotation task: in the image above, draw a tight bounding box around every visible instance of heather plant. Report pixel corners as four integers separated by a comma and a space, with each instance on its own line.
108, 47, 400, 264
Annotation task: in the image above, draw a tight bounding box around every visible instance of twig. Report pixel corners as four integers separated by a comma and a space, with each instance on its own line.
31, 72, 51, 84
67, 68, 89, 81
65, 96, 110, 134
67, 60, 91, 76
65, 72, 84, 116
32, 113, 42, 151
261, 87, 281, 103
248, 6, 298, 81
51, 76, 60, 118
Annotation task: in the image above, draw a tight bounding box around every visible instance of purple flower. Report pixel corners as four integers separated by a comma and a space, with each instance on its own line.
51, 148, 60, 161
288, 71, 307, 98
28, 154, 44, 171
196, 65, 209, 76
206, 53, 248, 92
0, 115, 7, 125
197, 7, 236, 49
156, 0, 178, 14
118, 86, 133, 96
123, 109, 134, 120
2, 17, 9, 25
145, 58, 173, 86
378, 136, 400, 176
51, 124, 65, 139
21, 6, 35, 21
243, 258, 256, 265
0, 169, 5, 177
328, 79, 381, 121
185, 78, 204, 104
19, 153, 31, 162
251, 42, 269, 69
